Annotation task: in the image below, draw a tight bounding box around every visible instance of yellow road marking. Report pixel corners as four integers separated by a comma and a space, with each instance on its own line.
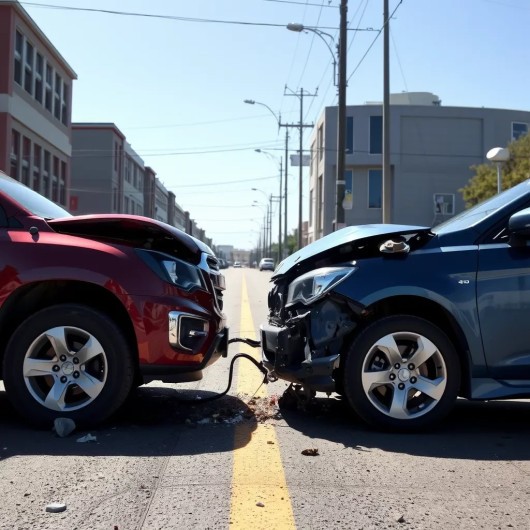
230, 273, 296, 529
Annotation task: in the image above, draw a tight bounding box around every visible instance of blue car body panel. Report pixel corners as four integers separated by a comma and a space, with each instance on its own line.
262, 179, 530, 400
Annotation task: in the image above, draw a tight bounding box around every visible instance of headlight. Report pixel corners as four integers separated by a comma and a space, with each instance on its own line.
286, 266, 355, 306
137, 250, 205, 291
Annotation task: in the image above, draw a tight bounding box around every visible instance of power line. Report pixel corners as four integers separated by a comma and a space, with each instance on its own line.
347, 0, 403, 84
20, 2, 347, 30
261, 0, 337, 7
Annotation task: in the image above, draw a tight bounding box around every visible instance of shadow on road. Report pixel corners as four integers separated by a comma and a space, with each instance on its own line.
0, 386, 261, 460
277, 393, 530, 461
2, 384, 530, 463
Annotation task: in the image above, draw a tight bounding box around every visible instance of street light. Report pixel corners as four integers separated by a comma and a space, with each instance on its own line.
255, 149, 283, 262
252, 199, 270, 257
287, 4, 348, 232
245, 99, 290, 257
486, 147, 510, 194
286, 23, 337, 86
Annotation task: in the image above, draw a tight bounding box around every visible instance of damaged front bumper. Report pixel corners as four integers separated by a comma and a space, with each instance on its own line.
260, 297, 358, 393
260, 321, 340, 392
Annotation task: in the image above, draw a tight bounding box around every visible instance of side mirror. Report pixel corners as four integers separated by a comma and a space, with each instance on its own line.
509, 207, 530, 246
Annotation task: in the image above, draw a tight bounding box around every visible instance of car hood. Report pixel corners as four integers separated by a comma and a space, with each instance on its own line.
48, 214, 213, 265
274, 224, 431, 278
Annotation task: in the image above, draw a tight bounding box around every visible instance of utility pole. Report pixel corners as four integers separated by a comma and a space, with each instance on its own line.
284, 86, 317, 249
335, 0, 348, 231
382, 0, 391, 223
283, 129, 289, 258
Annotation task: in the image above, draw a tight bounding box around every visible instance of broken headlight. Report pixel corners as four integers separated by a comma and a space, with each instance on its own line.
286, 266, 355, 307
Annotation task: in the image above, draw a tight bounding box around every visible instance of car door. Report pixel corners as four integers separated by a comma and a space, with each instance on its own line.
477, 225, 530, 379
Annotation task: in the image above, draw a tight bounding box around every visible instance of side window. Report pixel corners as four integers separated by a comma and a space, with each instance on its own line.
481, 203, 530, 244
0, 205, 7, 227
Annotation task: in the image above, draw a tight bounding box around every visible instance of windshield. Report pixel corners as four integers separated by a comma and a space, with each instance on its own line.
0, 173, 71, 219
432, 179, 530, 235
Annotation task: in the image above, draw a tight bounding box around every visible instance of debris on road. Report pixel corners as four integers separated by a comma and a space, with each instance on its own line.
76, 433, 97, 443
45, 502, 66, 513
245, 395, 282, 422
256, 502, 265, 508
53, 418, 76, 438
301, 448, 319, 456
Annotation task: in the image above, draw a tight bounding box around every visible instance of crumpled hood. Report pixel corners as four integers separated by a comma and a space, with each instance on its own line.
48, 214, 213, 265
274, 224, 430, 278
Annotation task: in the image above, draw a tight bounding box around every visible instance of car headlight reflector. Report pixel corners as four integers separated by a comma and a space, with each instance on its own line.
286, 266, 355, 306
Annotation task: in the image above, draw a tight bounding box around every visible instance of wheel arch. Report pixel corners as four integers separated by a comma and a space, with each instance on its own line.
342, 295, 472, 398
0, 280, 140, 380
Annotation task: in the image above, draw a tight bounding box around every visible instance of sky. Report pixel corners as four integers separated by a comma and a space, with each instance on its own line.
19, 0, 530, 250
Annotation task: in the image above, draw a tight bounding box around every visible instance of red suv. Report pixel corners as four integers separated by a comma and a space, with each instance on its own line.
0, 171, 227, 427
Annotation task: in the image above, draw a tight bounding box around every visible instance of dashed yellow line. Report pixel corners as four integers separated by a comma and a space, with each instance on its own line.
229, 273, 296, 529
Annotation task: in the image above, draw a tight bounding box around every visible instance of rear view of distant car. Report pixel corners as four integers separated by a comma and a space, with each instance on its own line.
259, 258, 275, 271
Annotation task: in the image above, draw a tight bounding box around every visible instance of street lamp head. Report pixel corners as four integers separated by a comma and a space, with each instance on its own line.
486, 147, 510, 163
244, 99, 255, 105
287, 23, 305, 32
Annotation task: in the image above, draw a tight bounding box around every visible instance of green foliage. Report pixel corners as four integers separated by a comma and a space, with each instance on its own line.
460, 134, 530, 207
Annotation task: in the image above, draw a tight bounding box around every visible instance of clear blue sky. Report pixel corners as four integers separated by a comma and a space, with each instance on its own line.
21, 0, 530, 250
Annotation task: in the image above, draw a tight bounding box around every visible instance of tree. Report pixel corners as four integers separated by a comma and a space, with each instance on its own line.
460, 133, 530, 207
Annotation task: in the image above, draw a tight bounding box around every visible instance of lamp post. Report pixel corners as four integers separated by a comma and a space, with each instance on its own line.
245, 100, 290, 257
252, 197, 270, 256
287, 1, 348, 232
486, 147, 510, 194
255, 149, 283, 262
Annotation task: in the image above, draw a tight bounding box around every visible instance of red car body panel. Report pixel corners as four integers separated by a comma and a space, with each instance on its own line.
0, 173, 227, 383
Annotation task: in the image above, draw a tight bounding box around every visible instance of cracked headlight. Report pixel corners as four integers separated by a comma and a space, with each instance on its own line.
286, 266, 355, 306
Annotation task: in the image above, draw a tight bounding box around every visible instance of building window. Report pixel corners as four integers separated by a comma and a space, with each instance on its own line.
512, 122, 528, 141
368, 169, 382, 208
34, 53, 44, 104
24, 40, 34, 95
433, 193, 454, 216
52, 156, 59, 202
370, 116, 382, 154
318, 125, 324, 160
45, 64, 53, 112
22, 136, 31, 186
54, 73, 62, 120
43, 150, 50, 197
346, 116, 354, 154
33, 144, 42, 191
61, 84, 69, 125
14, 30, 23, 85
60, 161, 67, 205
10, 130, 20, 180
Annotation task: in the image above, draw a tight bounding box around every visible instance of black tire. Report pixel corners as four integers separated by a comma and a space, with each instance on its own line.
3, 304, 135, 428
343, 315, 460, 432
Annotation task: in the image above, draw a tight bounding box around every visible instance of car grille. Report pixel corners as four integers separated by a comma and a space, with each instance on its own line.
206, 256, 224, 311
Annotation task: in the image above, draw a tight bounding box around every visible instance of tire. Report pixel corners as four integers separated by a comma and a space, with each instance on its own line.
3, 304, 135, 428
343, 315, 460, 432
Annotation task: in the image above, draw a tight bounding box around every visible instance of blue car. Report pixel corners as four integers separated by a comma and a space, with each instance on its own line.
261, 180, 530, 431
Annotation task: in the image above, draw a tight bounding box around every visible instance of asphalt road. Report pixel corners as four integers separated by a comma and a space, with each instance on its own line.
1, 267, 530, 529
